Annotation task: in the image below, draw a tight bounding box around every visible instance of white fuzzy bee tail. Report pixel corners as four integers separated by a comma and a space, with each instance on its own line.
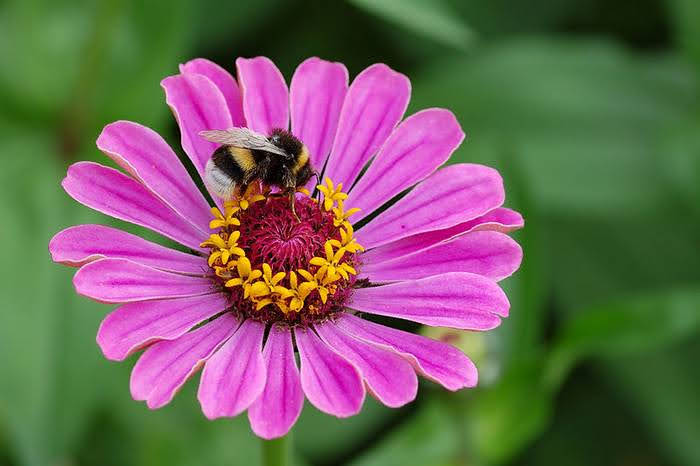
205, 158, 236, 200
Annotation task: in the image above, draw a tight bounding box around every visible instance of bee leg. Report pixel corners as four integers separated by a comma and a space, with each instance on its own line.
311, 170, 321, 186
267, 191, 285, 199
289, 190, 300, 222
236, 183, 248, 201
311, 170, 324, 208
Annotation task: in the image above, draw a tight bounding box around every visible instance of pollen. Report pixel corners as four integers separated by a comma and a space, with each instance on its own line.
200, 178, 364, 325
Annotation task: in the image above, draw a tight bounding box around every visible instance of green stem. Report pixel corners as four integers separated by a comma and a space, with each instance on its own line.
261, 435, 291, 466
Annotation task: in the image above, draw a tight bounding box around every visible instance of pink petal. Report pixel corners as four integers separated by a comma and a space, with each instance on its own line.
130, 313, 237, 409
324, 64, 411, 188
349, 272, 509, 330
461, 207, 524, 234
361, 231, 523, 283
346, 109, 464, 222
162, 73, 233, 203
355, 164, 505, 249
316, 322, 417, 408
294, 327, 365, 417
97, 293, 230, 361
198, 319, 267, 419
236, 57, 289, 134
73, 258, 214, 303
362, 207, 524, 264
49, 224, 206, 274
96, 120, 211, 233
248, 325, 304, 439
290, 57, 348, 179
336, 314, 477, 390
180, 58, 245, 126
62, 162, 206, 250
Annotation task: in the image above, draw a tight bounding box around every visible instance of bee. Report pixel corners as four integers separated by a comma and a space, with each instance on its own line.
201, 127, 317, 219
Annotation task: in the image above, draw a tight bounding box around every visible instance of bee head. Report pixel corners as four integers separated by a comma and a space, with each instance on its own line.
269, 128, 303, 162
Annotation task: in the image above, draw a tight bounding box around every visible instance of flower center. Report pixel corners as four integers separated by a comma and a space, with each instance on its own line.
201, 179, 364, 326
238, 197, 334, 271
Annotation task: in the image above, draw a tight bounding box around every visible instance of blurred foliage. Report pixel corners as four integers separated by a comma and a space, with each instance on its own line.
348, 0, 475, 50
1, 0, 699, 465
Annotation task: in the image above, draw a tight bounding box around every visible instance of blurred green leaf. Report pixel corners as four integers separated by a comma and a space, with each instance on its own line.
350, 398, 459, 466
410, 38, 700, 317
546, 210, 700, 311
462, 285, 700, 465
0, 0, 193, 159
295, 397, 399, 465
465, 359, 552, 465
99, 380, 263, 466
669, 0, 700, 74
70, 0, 194, 157
410, 39, 698, 215
660, 118, 700, 214
0, 127, 117, 465
189, 0, 286, 52
602, 338, 700, 466
349, 0, 474, 50
0, 0, 87, 121
546, 287, 700, 391
518, 364, 667, 466
447, 0, 579, 36
495, 154, 548, 369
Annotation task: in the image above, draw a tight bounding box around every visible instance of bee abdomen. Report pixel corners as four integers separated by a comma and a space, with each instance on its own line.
205, 146, 244, 200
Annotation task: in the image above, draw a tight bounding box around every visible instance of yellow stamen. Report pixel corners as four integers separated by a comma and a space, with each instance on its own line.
332, 200, 361, 228
227, 184, 266, 211
249, 263, 292, 311
224, 257, 262, 299
209, 206, 240, 230
255, 298, 274, 311
201, 232, 245, 266
297, 268, 334, 304
283, 270, 319, 312
309, 240, 357, 283
329, 223, 365, 254
214, 264, 234, 279
317, 177, 348, 211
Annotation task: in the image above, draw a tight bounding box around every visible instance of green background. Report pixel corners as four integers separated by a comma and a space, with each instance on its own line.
1, 0, 699, 465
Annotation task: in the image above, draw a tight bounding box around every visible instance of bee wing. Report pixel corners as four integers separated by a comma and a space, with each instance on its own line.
199, 128, 287, 157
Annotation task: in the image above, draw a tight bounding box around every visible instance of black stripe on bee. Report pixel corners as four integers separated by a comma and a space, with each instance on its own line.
211, 146, 245, 182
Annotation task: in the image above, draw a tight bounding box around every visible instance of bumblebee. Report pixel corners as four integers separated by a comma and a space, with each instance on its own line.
201, 127, 316, 218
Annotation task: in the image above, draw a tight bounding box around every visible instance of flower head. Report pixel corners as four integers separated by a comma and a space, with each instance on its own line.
50, 56, 523, 440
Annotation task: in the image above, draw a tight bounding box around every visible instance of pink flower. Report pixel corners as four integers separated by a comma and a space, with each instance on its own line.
49, 57, 523, 439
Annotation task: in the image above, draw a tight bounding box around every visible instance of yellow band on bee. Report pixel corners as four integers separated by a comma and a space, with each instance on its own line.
230, 147, 256, 172
293, 146, 309, 174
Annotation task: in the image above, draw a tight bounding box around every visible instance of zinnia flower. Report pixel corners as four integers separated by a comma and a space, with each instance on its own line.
49, 57, 523, 439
